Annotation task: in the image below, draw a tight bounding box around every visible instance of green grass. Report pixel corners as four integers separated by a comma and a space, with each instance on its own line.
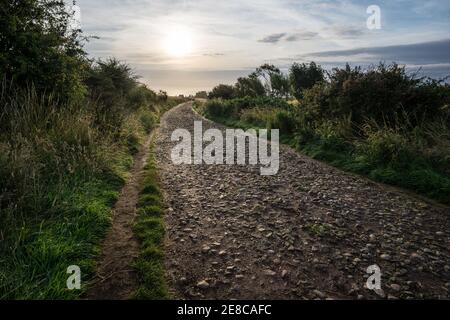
0, 150, 133, 299
0, 100, 170, 300
132, 138, 169, 300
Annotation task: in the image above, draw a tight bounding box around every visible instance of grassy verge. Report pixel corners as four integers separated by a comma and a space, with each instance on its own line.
132, 136, 168, 300
0, 102, 177, 299
0, 133, 133, 299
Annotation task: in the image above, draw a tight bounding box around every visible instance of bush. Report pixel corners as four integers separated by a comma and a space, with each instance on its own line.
208, 84, 235, 100
289, 62, 325, 100
356, 129, 413, 168
204, 100, 227, 118
270, 110, 296, 135
324, 63, 450, 127
0, 1, 88, 102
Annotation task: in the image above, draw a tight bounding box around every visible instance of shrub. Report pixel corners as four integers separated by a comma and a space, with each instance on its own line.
289, 62, 325, 100
356, 128, 415, 169
208, 84, 235, 100
270, 110, 296, 135
0, 0, 88, 102
204, 100, 226, 118
324, 63, 450, 127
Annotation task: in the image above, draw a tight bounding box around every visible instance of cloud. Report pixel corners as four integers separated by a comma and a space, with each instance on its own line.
285, 31, 319, 41
203, 53, 225, 57
331, 26, 365, 38
258, 33, 286, 43
307, 39, 450, 65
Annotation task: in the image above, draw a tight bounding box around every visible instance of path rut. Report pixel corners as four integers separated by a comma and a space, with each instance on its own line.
86, 134, 153, 300
156, 102, 450, 300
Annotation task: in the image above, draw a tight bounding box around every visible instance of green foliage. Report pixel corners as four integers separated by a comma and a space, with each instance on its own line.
310, 63, 450, 127
85, 58, 158, 134
208, 84, 235, 100
270, 72, 290, 98
140, 111, 157, 133
195, 91, 208, 99
0, 0, 88, 101
0, 138, 132, 299
289, 62, 325, 100
235, 75, 266, 98
0, 0, 178, 300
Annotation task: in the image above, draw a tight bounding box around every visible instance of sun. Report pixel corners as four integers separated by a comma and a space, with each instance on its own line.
164, 27, 193, 57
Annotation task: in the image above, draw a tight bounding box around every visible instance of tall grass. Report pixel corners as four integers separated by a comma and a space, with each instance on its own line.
0, 81, 167, 299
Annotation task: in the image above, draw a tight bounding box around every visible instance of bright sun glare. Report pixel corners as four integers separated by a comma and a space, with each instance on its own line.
164, 28, 193, 57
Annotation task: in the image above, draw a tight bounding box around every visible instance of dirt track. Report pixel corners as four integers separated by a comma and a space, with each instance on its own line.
86, 134, 153, 300
156, 102, 450, 299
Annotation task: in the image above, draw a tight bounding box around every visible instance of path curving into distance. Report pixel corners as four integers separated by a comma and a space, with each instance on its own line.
156, 102, 450, 300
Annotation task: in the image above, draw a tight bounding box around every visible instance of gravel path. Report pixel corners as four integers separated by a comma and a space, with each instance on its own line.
156, 102, 450, 300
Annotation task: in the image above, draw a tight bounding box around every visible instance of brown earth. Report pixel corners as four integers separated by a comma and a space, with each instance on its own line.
156, 102, 450, 300
86, 134, 153, 300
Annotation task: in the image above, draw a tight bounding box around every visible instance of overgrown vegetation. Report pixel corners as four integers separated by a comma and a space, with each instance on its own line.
0, 0, 182, 299
133, 138, 168, 300
198, 62, 450, 205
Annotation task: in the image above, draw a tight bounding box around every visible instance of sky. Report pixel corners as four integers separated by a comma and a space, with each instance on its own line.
76, 0, 450, 95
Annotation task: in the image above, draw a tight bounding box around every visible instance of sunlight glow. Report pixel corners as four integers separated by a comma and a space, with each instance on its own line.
164, 27, 193, 57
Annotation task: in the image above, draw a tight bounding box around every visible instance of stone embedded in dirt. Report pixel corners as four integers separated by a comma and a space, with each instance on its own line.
312, 290, 326, 299
281, 270, 288, 278
390, 284, 401, 291
410, 252, 422, 260
374, 288, 386, 298
218, 250, 227, 256
263, 270, 277, 277
178, 277, 188, 285
197, 280, 210, 289
380, 254, 391, 260
202, 245, 211, 253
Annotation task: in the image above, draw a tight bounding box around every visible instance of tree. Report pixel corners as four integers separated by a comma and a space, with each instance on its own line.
234, 75, 266, 98
254, 64, 281, 96
0, 0, 88, 101
208, 84, 235, 100
195, 91, 208, 99
270, 72, 290, 98
85, 58, 140, 131
289, 62, 325, 100
158, 90, 168, 102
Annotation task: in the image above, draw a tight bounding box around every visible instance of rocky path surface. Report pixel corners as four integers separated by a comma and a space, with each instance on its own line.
156, 102, 450, 300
